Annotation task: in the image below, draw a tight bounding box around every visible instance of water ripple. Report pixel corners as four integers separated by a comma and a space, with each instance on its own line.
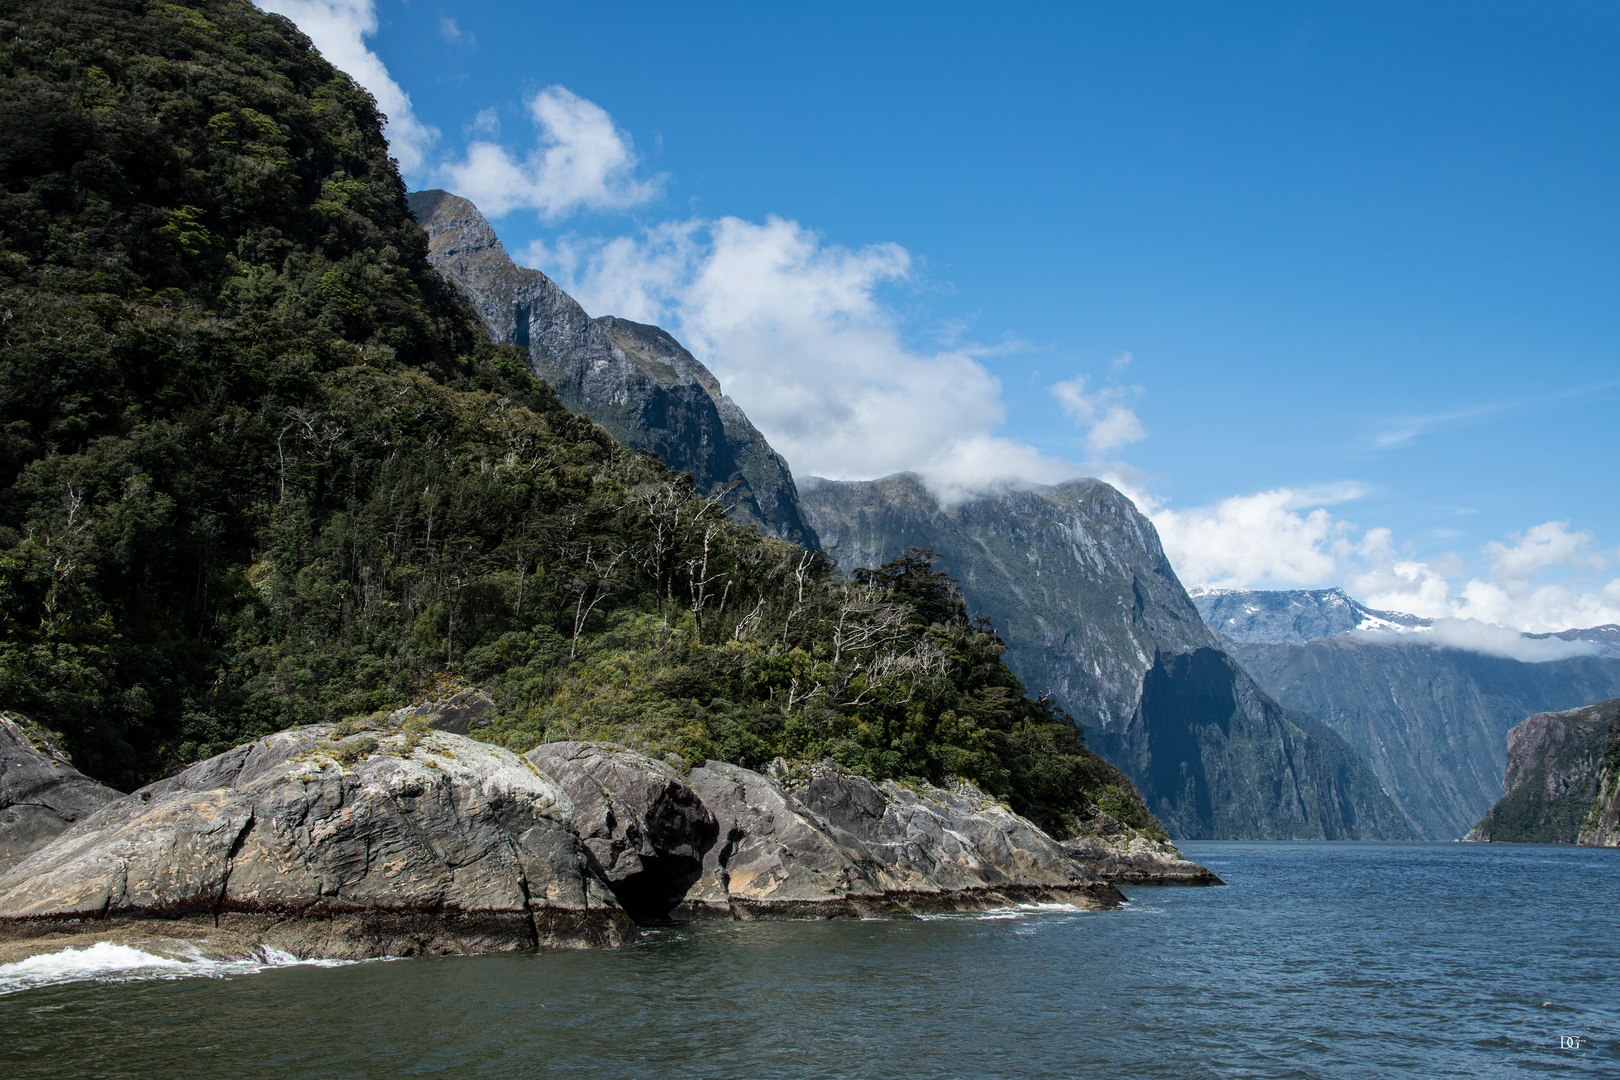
0, 842, 1614, 1078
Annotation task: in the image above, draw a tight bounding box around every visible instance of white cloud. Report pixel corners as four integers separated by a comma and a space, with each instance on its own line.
256, 1, 438, 176
1350, 618, 1599, 663
1152, 482, 1620, 635
1049, 375, 1147, 454
439, 87, 663, 220
520, 214, 1086, 500
1147, 487, 1368, 588
438, 17, 472, 45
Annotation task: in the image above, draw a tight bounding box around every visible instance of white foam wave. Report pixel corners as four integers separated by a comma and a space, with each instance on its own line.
916, 901, 1093, 922
0, 940, 360, 996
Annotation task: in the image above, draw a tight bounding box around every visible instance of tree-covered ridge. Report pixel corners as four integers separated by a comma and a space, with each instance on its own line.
0, 0, 1161, 841
0, 0, 546, 786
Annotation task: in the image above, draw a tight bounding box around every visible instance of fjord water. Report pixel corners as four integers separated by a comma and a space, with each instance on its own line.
2, 844, 1613, 1079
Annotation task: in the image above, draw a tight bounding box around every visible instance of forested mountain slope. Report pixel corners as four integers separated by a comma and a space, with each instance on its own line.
0, 0, 1158, 842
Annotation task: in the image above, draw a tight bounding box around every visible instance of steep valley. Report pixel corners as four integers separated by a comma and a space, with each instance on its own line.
1227, 638, 1620, 838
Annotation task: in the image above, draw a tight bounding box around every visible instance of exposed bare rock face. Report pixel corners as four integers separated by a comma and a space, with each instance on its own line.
405, 189, 815, 546
525, 742, 718, 921
522, 748, 1222, 919
1464, 698, 1620, 845
0, 722, 636, 959
391, 687, 498, 735
0, 712, 122, 875
1061, 806, 1222, 885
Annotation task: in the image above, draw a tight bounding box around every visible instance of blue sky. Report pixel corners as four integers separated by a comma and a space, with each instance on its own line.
262, 1, 1619, 631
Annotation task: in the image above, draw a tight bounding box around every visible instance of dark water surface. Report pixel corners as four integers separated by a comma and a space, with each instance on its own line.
2, 842, 1615, 1079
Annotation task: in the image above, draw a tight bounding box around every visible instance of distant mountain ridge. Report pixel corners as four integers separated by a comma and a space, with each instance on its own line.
405, 190, 816, 547
1194, 588, 1620, 838
799, 474, 1412, 840
1189, 586, 1426, 645
1191, 586, 1620, 659
1225, 637, 1620, 838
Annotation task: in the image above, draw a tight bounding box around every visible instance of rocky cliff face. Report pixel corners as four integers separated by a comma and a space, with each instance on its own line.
1225, 637, 1620, 839
405, 190, 814, 546
0, 712, 122, 874
1463, 698, 1620, 844
798, 474, 1411, 840
1578, 718, 1620, 846
0, 719, 637, 959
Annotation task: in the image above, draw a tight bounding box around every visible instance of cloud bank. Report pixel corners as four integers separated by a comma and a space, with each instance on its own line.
1350, 618, 1600, 663
256, 1, 438, 175
1149, 483, 1620, 634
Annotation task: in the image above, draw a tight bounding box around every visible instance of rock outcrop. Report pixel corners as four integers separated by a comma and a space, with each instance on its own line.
1464, 698, 1620, 845
0, 713, 122, 875
1060, 806, 1222, 885
525, 742, 718, 921
0, 721, 635, 959
406, 190, 816, 546
523, 743, 1217, 919
679, 760, 1124, 916
798, 473, 1412, 841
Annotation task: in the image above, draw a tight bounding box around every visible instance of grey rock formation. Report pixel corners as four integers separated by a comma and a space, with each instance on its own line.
1463, 698, 1620, 844
1226, 637, 1620, 839
1189, 586, 1427, 644
0, 712, 122, 875
522, 744, 1219, 916
1060, 805, 1221, 885
406, 189, 815, 546
0, 721, 635, 959
525, 742, 718, 920
677, 760, 1126, 916
1528, 624, 1620, 660
390, 687, 498, 735
798, 473, 1411, 841
803, 474, 1206, 736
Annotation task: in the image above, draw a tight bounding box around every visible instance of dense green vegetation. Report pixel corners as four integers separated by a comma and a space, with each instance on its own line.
0, 0, 1160, 840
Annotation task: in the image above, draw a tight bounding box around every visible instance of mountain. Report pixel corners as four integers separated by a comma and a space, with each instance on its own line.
405, 190, 815, 547
798, 473, 1412, 840
0, 0, 1156, 839
1464, 698, 1620, 845
1189, 586, 1427, 644
1224, 637, 1620, 839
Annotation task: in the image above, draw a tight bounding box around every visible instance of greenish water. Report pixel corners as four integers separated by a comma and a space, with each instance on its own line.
2, 842, 1615, 1078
